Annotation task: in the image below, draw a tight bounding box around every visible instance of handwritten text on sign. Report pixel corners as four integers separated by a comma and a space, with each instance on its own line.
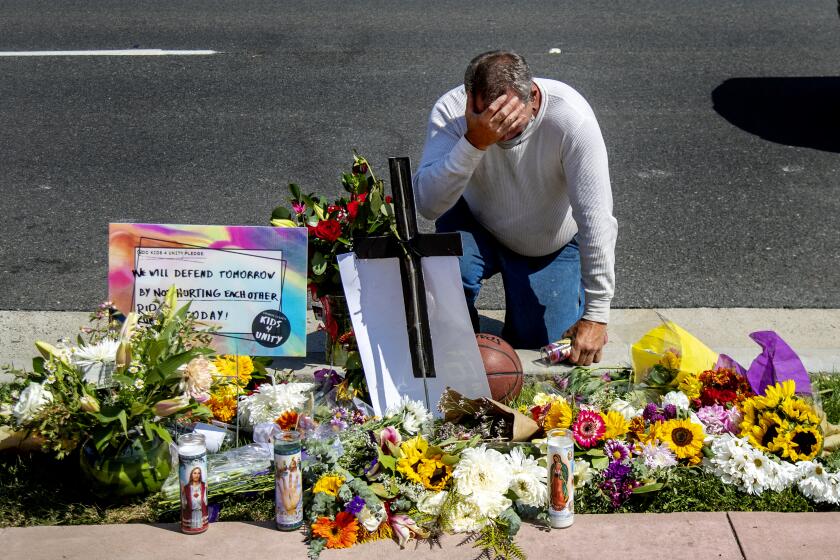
133, 247, 284, 338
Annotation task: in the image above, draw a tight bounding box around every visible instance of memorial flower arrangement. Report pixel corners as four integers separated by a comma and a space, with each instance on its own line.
0, 288, 215, 459
270, 154, 396, 300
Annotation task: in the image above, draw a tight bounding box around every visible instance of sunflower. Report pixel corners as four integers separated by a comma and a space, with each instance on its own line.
738, 397, 762, 433
415, 456, 452, 491
758, 380, 796, 409
660, 418, 704, 460
601, 410, 629, 440
780, 397, 820, 425
276, 409, 299, 430
311, 512, 359, 549
357, 521, 393, 544
782, 425, 823, 462
543, 399, 573, 430
207, 383, 239, 423
744, 411, 790, 454
213, 354, 254, 387
313, 474, 345, 497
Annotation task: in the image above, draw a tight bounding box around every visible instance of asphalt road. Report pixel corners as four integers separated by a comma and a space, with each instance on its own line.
1, 1, 838, 312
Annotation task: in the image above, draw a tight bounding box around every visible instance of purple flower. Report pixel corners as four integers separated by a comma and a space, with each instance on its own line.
663, 404, 677, 420
314, 368, 342, 388
345, 495, 366, 516
642, 403, 659, 422
599, 460, 640, 508
603, 460, 632, 481
604, 439, 631, 463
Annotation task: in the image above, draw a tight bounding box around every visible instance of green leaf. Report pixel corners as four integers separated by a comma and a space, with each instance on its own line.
591, 456, 609, 470
271, 206, 292, 221
498, 507, 522, 536
311, 252, 327, 276
117, 410, 128, 435
377, 449, 397, 473
586, 448, 605, 457
369, 482, 396, 499
130, 402, 148, 416
289, 182, 302, 200
632, 482, 664, 494
111, 374, 134, 387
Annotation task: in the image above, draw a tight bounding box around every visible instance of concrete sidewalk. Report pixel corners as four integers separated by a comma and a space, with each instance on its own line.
2, 308, 839, 375
3, 512, 839, 560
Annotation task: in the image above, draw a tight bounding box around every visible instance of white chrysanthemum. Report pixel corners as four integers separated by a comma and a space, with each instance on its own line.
797, 462, 839, 504
417, 491, 448, 516
505, 447, 547, 507
442, 496, 487, 533
639, 441, 678, 469
385, 395, 432, 435
12, 382, 53, 425
71, 339, 119, 366
662, 391, 690, 411
704, 434, 795, 495
452, 446, 512, 497
468, 490, 512, 518
609, 398, 640, 421
237, 382, 313, 426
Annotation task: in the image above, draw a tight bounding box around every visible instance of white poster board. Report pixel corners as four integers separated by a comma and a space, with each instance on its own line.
337, 253, 491, 416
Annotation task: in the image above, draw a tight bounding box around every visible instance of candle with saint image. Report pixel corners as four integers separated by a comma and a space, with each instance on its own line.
274, 430, 303, 531
178, 432, 209, 534
547, 428, 575, 528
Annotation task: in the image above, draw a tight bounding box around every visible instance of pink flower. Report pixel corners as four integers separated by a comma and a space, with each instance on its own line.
572, 409, 606, 448
385, 505, 428, 548
292, 201, 305, 214
152, 395, 190, 417
378, 426, 401, 456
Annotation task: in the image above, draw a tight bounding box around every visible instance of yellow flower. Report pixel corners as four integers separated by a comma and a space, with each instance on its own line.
543, 399, 573, 430
739, 397, 762, 433
780, 397, 819, 425
660, 418, 704, 460
533, 392, 564, 407
313, 474, 345, 497
517, 404, 529, 415
758, 380, 796, 410
744, 411, 788, 454
397, 436, 428, 486
208, 383, 239, 423
602, 410, 629, 440
661, 350, 681, 371
782, 425, 823, 462
677, 372, 702, 400
416, 456, 453, 491
213, 355, 254, 387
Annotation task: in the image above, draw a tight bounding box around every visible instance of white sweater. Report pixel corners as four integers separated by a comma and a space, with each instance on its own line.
413, 78, 617, 323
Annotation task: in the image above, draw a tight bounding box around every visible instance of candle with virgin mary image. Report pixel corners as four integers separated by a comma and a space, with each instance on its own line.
547, 428, 575, 528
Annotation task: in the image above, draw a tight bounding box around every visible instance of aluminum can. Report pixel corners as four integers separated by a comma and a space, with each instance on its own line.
547, 428, 575, 528
540, 338, 573, 364
178, 432, 209, 534
275, 430, 303, 531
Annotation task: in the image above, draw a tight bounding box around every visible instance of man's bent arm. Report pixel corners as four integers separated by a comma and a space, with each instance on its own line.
562, 115, 618, 324
413, 96, 485, 220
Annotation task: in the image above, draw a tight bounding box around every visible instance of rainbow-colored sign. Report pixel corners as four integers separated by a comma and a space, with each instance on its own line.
108, 224, 307, 356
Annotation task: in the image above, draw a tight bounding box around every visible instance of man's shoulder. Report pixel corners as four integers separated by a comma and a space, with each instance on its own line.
535, 78, 597, 124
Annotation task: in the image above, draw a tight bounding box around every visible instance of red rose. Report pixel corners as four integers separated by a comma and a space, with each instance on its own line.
717, 389, 737, 403
385, 195, 392, 203
327, 204, 342, 215
311, 219, 342, 242
346, 200, 360, 221
355, 193, 368, 203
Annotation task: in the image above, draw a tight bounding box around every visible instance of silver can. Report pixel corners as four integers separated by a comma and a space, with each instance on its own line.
178, 432, 209, 534
547, 428, 574, 528
274, 430, 303, 531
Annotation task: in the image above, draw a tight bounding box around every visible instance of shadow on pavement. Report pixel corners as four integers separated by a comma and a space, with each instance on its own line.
712, 77, 840, 153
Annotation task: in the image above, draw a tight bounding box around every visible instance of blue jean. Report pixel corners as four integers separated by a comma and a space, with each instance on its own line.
435, 198, 584, 349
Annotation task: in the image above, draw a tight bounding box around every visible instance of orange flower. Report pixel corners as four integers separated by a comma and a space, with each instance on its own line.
276, 410, 299, 430
312, 512, 359, 549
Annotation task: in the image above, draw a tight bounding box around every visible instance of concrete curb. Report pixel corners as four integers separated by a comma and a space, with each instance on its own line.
3, 308, 838, 377
4, 512, 840, 559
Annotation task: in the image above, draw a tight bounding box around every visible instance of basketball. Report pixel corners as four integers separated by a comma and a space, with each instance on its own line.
476, 333, 524, 403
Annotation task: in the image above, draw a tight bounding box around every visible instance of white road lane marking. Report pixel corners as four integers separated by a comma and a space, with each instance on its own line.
0, 49, 218, 57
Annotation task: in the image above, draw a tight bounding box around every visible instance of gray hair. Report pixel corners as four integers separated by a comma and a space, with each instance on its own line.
464, 50, 532, 104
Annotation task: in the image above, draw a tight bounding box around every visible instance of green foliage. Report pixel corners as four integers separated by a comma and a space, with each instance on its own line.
812, 372, 840, 424
460, 518, 526, 560
576, 468, 840, 514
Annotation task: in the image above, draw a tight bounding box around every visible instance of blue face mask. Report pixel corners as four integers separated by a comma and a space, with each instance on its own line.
496, 115, 537, 150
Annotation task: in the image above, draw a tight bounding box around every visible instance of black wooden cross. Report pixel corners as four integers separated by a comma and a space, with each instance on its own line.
354, 157, 462, 404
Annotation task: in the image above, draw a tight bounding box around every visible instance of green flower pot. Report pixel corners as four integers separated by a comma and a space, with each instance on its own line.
79, 436, 172, 499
